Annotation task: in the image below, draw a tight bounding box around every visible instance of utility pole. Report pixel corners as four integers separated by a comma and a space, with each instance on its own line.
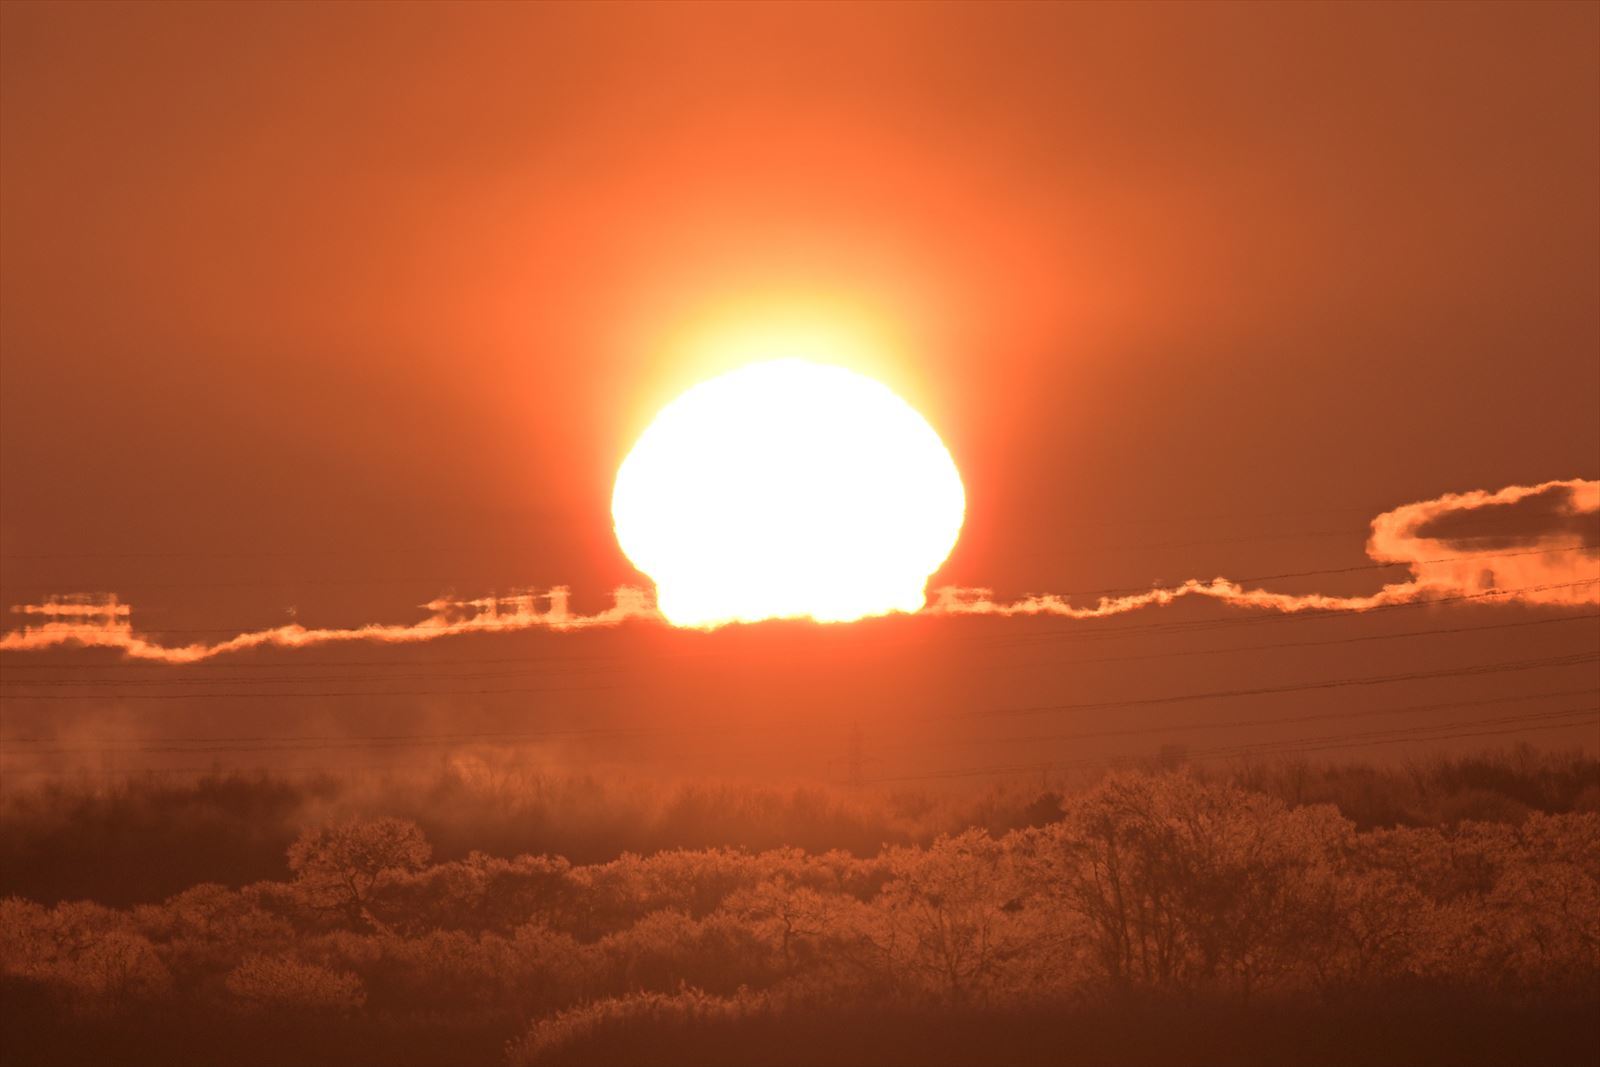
846, 720, 864, 789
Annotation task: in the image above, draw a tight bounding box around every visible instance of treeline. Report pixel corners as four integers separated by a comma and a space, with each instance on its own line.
3, 767, 1597, 1066
4, 746, 1596, 905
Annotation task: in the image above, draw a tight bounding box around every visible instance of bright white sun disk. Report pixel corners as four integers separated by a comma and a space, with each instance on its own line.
612, 360, 965, 627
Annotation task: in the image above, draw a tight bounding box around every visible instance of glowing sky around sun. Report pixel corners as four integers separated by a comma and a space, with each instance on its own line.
612, 360, 966, 627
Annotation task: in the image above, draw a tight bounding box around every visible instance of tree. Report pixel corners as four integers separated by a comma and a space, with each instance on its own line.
869, 831, 1033, 1005
286, 818, 430, 932
225, 954, 364, 1015
726, 877, 856, 977
1040, 773, 1348, 1002
0, 899, 171, 1015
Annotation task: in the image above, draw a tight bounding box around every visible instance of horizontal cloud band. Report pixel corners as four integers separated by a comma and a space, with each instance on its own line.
2, 478, 1595, 663
938, 478, 1598, 617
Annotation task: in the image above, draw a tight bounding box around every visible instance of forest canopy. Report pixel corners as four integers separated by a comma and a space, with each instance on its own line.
3, 750, 1597, 1066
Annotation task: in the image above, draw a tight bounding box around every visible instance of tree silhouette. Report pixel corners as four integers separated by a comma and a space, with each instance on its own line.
286, 818, 430, 933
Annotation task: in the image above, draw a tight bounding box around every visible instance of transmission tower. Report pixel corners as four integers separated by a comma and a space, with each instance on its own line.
846, 720, 864, 789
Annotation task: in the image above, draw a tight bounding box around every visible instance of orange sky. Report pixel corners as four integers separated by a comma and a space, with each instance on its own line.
1, 2, 1596, 779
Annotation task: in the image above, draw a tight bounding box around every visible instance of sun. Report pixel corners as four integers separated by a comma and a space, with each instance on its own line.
613, 359, 966, 628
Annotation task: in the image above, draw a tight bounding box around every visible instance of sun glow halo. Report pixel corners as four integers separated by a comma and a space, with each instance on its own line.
612, 360, 965, 628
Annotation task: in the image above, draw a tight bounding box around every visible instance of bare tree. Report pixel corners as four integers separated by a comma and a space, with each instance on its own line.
286, 817, 431, 933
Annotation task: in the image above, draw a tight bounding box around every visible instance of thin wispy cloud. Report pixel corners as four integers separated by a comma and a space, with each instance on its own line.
938, 478, 1599, 618
2, 479, 1595, 663
0, 588, 658, 664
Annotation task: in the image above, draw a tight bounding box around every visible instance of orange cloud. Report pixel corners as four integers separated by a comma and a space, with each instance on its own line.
935, 478, 1598, 619
9, 595, 132, 618
0, 588, 657, 664
1, 479, 1594, 662
1366, 478, 1598, 607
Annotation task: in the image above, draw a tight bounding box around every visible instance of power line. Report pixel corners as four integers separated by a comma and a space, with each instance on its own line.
0, 662, 619, 688
881, 686, 1600, 756
971, 611, 1597, 660
6, 671, 1593, 771
963, 651, 1600, 722
9, 707, 1596, 783
0, 679, 632, 702
8, 711, 1595, 784
3, 622, 1594, 704
863, 706, 1600, 785
0, 645, 665, 672
8, 687, 1594, 758
0, 763, 491, 780
1198, 708, 1596, 757
4, 611, 1592, 690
